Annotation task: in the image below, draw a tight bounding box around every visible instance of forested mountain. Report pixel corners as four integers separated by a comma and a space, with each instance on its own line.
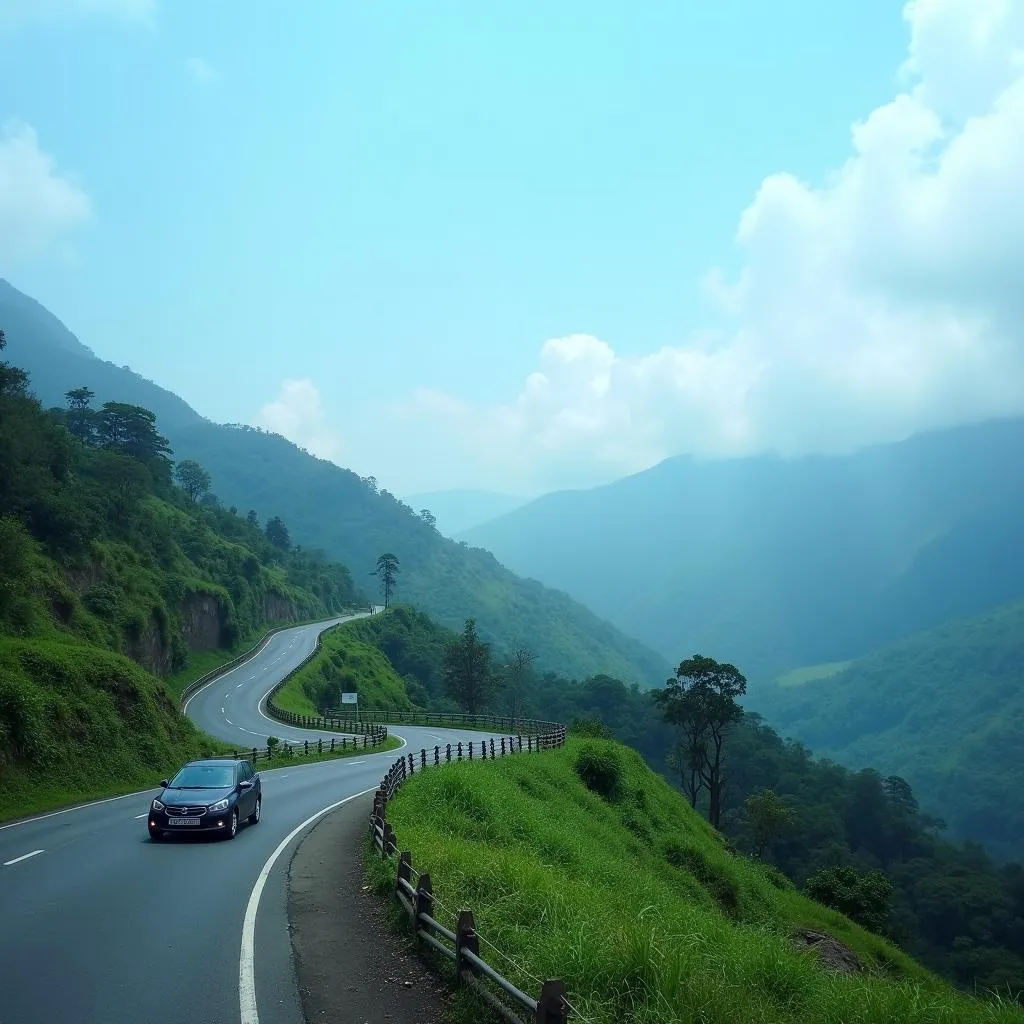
351, 605, 1024, 997
746, 601, 1024, 861
0, 343, 359, 815
0, 278, 667, 686
459, 419, 1024, 681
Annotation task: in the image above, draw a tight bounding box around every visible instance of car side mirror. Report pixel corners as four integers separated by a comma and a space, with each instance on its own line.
159, 780, 169, 788
239, 780, 253, 790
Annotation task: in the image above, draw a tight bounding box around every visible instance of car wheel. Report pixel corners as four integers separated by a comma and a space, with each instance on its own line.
248, 795, 261, 826
226, 809, 238, 840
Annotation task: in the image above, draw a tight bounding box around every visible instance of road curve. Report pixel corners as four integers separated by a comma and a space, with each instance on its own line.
0, 615, 507, 1024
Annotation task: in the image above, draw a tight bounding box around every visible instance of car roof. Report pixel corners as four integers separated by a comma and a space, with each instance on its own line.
182, 758, 247, 767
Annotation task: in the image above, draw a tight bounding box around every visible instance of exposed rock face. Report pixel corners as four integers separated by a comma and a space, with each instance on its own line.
180, 591, 223, 651
265, 592, 295, 623
125, 615, 174, 677
791, 929, 862, 975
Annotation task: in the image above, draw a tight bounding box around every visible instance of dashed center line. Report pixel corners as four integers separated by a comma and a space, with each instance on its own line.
4, 849, 44, 867
226, 718, 234, 725
133, 813, 149, 819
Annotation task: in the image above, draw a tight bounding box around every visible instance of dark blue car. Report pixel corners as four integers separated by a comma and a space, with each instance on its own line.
148, 758, 261, 841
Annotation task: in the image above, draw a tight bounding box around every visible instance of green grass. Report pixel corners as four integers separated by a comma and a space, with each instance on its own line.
272, 625, 416, 717
775, 661, 853, 688
366, 738, 1024, 1024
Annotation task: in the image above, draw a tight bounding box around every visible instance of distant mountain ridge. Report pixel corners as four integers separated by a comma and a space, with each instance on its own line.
459, 416, 1024, 680
403, 488, 531, 536
0, 278, 669, 686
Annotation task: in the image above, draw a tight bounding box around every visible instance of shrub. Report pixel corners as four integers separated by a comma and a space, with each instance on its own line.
575, 741, 624, 801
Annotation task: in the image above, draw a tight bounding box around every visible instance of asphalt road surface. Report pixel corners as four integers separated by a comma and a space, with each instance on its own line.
0, 615, 507, 1024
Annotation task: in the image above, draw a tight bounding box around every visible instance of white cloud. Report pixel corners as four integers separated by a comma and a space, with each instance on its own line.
185, 57, 217, 84
402, 0, 1024, 493
0, 122, 92, 270
256, 379, 345, 464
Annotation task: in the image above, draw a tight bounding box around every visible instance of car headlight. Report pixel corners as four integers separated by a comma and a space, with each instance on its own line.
208, 798, 230, 813
152, 799, 165, 810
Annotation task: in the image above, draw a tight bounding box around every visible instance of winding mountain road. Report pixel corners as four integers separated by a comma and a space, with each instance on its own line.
0, 615, 504, 1024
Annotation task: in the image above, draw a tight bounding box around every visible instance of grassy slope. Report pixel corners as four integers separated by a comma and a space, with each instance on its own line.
369, 738, 1022, 1024
0, 637, 225, 820
272, 624, 417, 717
749, 601, 1024, 859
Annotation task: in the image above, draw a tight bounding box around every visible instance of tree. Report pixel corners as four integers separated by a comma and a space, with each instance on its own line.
174, 459, 212, 502
0, 329, 29, 398
371, 552, 400, 608
246, 509, 259, 528
805, 866, 894, 935
653, 654, 747, 829
419, 509, 437, 530
64, 387, 97, 443
265, 516, 291, 550
744, 788, 796, 859
443, 617, 495, 714
503, 645, 535, 725
95, 402, 172, 479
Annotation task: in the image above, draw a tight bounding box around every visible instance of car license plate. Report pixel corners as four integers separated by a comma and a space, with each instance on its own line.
167, 818, 199, 826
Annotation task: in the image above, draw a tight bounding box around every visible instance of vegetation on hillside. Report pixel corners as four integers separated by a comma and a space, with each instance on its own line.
272, 622, 416, 717
369, 738, 1022, 1023
351, 603, 1024, 998
0, 341, 361, 816
0, 280, 670, 687
748, 601, 1024, 862
458, 419, 1024, 682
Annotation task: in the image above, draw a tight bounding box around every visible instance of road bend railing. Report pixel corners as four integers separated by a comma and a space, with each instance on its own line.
177, 608, 368, 710
262, 622, 389, 744
212, 732, 384, 765
369, 718, 571, 1023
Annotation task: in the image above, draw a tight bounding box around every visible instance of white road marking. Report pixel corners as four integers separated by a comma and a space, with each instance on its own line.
347, 761, 365, 766
134, 813, 149, 819
226, 719, 234, 726
3, 849, 44, 866
236, 682, 245, 689
0, 788, 160, 832
221, 707, 226, 714
239, 787, 375, 1024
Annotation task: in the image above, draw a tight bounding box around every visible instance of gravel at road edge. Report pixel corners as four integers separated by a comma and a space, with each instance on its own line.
287, 792, 451, 1023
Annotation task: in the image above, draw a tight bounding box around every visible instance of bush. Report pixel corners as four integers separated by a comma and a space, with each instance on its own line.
805, 866, 894, 935
574, 741, 624, 801
569, 716, 613, 738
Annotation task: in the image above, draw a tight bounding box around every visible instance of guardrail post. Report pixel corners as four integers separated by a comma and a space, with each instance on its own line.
446, 743, 452, 762
489, 738, 495, 758
415, 873, 434, 936
454, 910, 479, 987
457, 742, 463, 761
434, 745, 440, 765
536, 980, 570, 1023
407, 752, 415, 774
500, 738, 506, 756
251, 747, 258, 762
468, 742, 474, 760
382, 822, 396, 858
528, 736, 533, 753
397, 850, 412, 896
420, 749, 426, 769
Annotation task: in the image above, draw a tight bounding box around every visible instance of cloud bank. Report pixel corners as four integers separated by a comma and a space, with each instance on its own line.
257, 379, 345, 464
0, 122, 92, 270
401, 0, 1024, 493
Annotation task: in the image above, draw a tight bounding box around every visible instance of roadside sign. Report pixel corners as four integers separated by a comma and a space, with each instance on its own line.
341, 692, 358, 705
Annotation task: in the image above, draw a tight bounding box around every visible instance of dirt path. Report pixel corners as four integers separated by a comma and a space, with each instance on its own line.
287, 792, 451, 1022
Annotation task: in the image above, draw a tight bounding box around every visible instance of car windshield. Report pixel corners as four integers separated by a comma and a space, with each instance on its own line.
168, 765, 235, 790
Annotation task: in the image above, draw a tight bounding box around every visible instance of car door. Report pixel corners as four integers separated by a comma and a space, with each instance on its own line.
241, 762, 257, 815
235, 764, 252, 817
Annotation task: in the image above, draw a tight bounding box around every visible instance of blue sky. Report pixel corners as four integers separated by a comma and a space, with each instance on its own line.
2, 1, 1022, 495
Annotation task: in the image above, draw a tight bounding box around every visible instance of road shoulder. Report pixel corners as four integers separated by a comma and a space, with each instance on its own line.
287, 792, 450, 1023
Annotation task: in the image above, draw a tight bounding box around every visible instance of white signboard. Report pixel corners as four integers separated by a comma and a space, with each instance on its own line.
341, 692, 358, 705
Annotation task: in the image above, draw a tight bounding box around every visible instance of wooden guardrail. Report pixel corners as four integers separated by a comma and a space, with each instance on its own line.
215, 733, 383, 764
262, 620, 389, 745
369, 719, 571, 1023
325, 709, 566, 737
177, 609, 363, 709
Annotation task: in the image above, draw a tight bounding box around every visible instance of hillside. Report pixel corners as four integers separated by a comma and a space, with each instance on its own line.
402, 488, 530, 536
746, 601, 1024, 861
272, 624, 416, 717
369, 737, 1022, 1023
0, 343, 361, 816
0, 278, 668, 687
459, 420, 1024, 680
